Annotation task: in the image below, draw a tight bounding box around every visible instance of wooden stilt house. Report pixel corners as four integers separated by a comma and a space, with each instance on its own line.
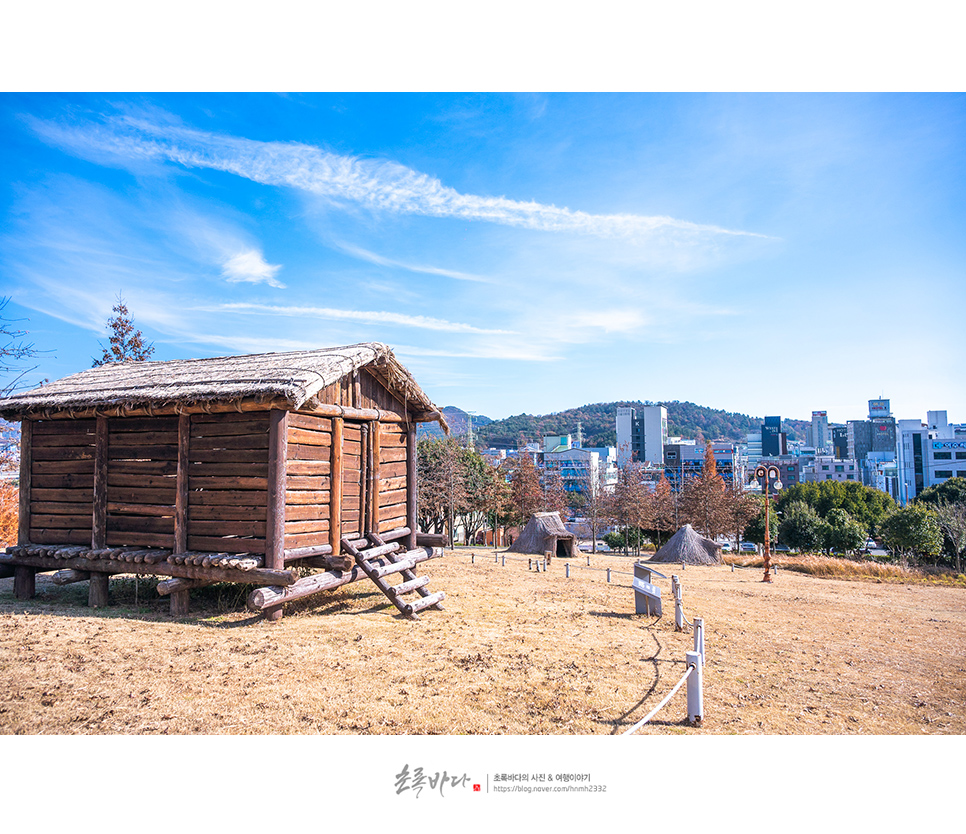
0, 343, 449, 620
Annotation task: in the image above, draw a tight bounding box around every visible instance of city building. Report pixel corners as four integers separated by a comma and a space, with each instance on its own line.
616, 405, 668, 468
748, 454, 802, 492
761, 416, 787, 457
832, 425, 849, 459
846, 398, 897, 486
664, 441, 739, 491
807, 411, 831, 453
896, 410, 966, 504
802, 455, 860, 483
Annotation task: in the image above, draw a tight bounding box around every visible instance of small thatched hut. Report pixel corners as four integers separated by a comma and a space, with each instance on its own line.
649, 524, 721, 565
0, 343, 450, 620
507, 512, 576, 559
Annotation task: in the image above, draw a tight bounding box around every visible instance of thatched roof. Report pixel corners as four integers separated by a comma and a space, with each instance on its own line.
508, 511, 576, 556
649, 524, 721, 565
0, 343, 446, 428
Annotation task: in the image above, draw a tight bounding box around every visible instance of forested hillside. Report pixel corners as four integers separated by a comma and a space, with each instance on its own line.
426, 401, 808, 447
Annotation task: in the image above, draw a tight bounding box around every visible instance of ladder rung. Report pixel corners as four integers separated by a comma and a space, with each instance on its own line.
406, 591, 445, 615
390, 575, 430, 597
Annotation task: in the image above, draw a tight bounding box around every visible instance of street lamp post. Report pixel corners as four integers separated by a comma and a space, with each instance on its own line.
750, 464, 782, 583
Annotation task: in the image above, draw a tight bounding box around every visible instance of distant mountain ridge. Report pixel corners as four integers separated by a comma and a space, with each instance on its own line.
420, 402, 808, 447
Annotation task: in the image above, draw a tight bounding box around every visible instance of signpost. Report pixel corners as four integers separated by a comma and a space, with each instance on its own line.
633, 562, 663, 616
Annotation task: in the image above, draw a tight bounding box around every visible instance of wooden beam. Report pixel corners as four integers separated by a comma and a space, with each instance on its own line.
264, 409, 288, 622
329, 416, 343, 561
360, 423, 370, 536
51, 569, 91, 585
0, 551, 299, 586
174, 412, 190, 553
371, 422, 381, 537
91, 415, 108, 549
17, 419, 32, 545
406, 425, 417, 551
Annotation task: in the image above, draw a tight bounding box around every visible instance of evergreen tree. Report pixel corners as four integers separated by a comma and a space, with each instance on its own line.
93, 295, 155, 366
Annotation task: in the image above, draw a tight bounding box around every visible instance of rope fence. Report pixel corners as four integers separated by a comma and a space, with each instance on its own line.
464, 548, 707, 729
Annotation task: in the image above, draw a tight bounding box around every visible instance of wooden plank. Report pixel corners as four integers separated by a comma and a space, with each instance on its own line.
188, 476, 268, 490
330, 416, 344, 558
285, 503, 328, 521
189, 419, 270, 437
92, 415, 108, 549
106, 502, 175, 517
189, 503, 268, 520
175, 412, 189, 554
286, 427, 332, 447
286, 443, 332, 461
31, 513, 95, 529
31, 445, 95, 462
17, 420, 33, 545
186, 449, 268, 465
381, 445, 407, 463
378, 429, 408, 446
109, 430, 179, 446
378, 503, 408, 522
108, 444, 178, 461
285, 460, 331, 477
190, 434, 270, 451
108, 472, 177, 489
188, 490, 267, 507
31, 472, 95, 489
188, 519, 267, 537
284, 531, 331, 551
378, 475, 407, 493
265, 409, 287, 574
105, 486, 177, 505
31, 487, 94, 503
191, 410, 272, 424
287, 412, 331, 431
31, 501, 95, 515
379, 516, 408, 533
31, 459, 96, 476
108, 416, 179, 433
108, 459, 179, 475
380, 487, 407, 507
186, 535, 267, 554
382, 460, 407, 480
286, 475, 330, 491
284, 519, 330, 535
33, 419, 96, 436
107, 515, 175, 534
29, 527, 91, 545
285, 489, 331, 505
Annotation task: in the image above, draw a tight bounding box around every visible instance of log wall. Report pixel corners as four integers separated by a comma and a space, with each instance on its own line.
284, 412, 332, 552
187, 412, 269, 553
377, 422, 409, 535
28, 418, 96, 545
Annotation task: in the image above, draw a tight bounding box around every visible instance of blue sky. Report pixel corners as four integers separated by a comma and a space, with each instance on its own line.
2, 92, 963, 427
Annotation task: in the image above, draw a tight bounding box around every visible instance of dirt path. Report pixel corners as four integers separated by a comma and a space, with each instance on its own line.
1, 550, 964, 734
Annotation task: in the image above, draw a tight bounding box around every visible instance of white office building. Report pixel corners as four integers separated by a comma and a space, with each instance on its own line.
616, 405, 668, 468
896, 410, 966, 504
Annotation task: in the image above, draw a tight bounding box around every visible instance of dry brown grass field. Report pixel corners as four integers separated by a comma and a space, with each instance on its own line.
1, 547, 964, 735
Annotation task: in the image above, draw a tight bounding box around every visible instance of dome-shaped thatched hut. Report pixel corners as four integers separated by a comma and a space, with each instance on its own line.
649, 524, 721, 565
507, 512, 576, 559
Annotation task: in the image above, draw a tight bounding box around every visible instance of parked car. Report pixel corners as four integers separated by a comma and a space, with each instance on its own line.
774, 544, 790, 553
720, 542, 733, 552
740, 542, 757, 552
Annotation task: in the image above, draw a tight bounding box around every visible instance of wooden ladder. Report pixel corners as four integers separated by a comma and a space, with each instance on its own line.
341, 534, 445, 620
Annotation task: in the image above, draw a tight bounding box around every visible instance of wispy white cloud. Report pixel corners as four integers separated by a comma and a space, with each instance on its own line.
208, 302, 513, 335
29, 112, 768, 243
333, 241, 491, 283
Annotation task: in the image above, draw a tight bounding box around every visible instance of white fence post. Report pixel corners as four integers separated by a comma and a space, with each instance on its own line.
672, 575, 684, 632
565, 562, 570, 578
686, 650, 703, 725
693, 617, 705, 664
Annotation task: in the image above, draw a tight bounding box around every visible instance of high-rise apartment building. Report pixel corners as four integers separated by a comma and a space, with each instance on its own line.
807, 411, 831, 453
761, 416, 787, 457
616, 405, 668, 468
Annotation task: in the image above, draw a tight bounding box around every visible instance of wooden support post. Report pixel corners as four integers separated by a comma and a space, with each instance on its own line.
13, 566, 36, 599
406, 423, 417, 551
91, 415, 108, 549
264, 409, 289, 622
89, 572, 110, 608
371, 422, 382, 538
360, 423, 370, 536
17, 419, 32, 545
170, 590, 190, 617
329, 416, 344, 563
174, 412, 190, 554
